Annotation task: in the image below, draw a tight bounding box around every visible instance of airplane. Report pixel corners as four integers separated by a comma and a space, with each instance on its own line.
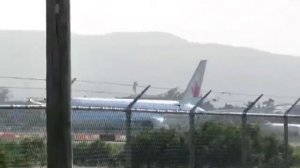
70, 60, 208, 132
261, 122, 300, 136
260, 104, 300, 137
1, 60, 208, 133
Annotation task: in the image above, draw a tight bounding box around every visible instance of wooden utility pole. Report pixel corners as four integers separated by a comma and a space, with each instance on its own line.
46, 0, 72, 167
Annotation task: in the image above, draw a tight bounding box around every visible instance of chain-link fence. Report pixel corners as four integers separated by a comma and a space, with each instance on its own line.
0, 105, 300, 168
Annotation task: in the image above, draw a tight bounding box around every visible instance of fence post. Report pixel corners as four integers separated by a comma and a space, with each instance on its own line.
284, 98, 300, 168
241, 94, 263, 168
125, 85, 151, 168
189, 90, 212, 168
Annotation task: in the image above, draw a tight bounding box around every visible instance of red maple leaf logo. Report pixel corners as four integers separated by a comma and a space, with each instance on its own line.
192, 82, 201, 97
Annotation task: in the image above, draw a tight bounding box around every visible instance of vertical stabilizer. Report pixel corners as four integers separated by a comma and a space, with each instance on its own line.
180, 60, 207, 104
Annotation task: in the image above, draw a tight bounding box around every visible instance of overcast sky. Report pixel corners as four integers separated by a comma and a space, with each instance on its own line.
1, 0, 300, 56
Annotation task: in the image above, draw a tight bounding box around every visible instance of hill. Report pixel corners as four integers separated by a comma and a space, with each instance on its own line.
0, 30, 299, 105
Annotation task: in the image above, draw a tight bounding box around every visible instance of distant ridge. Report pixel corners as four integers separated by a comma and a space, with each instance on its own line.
85, 32, 189, 46
0, 30, 300, 103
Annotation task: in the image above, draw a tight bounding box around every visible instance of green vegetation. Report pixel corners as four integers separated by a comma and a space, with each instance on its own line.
127, 123, 295, 168
0, 149, 6, 168
19, 138, 46, 167
0, 138, 46, 167
73, 140, 124, 167
0, 122, 300, 168
194, 122, 294, 168
130, 129, 188, 168
0, 141, 25, 167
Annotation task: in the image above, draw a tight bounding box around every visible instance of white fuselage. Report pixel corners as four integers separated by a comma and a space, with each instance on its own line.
69, 97, 203, 132
72, 98, 181, 110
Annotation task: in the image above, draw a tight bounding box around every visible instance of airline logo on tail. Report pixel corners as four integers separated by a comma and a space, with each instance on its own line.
192, 82, 201, 97
180, 60, 207, 104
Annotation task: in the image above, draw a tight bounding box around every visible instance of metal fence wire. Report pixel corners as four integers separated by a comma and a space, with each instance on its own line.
1, 105, 300, 168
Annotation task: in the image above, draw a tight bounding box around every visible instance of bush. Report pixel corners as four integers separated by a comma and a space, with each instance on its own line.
19, 138, 46, 167
0, 122, 297, 168
0, 149, 7, 168
131, 129, 188, 168
73, 140, 115, 167
129, 122, 298, 168
195, 122, 294, 168
0, 141, 23, 167
195, 122, 242, 167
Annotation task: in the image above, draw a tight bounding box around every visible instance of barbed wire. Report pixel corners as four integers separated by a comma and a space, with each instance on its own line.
206, 90, 299, 100
0, 76, 171, 90
76, 80, 170, 90
0, 86, 131, 95
0, 86, 45, 90
0, 76, 299, 99
73, 89, 131, 96
0, 76, 44, 81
